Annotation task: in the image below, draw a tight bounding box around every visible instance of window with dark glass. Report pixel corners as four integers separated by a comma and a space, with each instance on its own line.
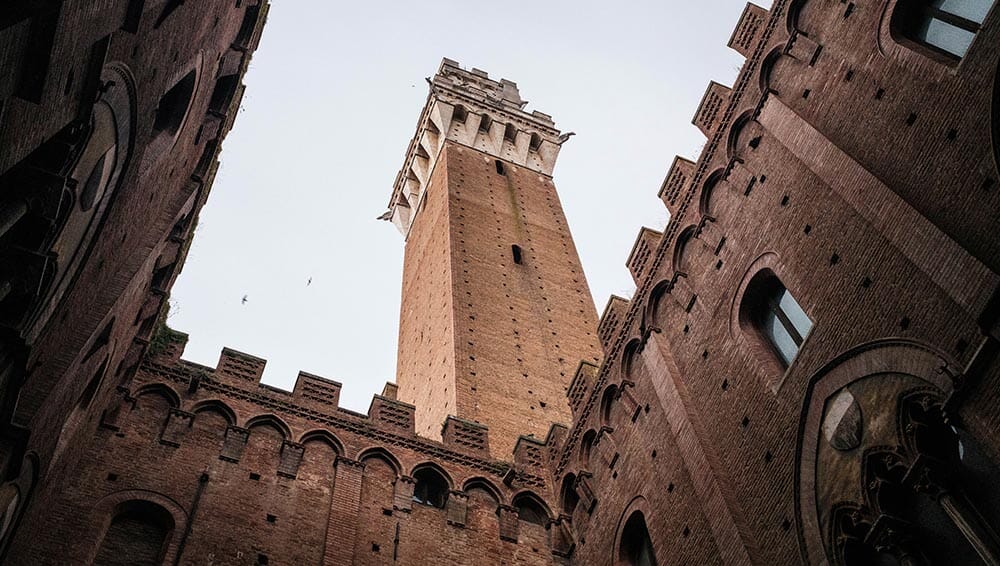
896, 0, 994, 59
744, 272, 812, 367
411, 467, 448, 508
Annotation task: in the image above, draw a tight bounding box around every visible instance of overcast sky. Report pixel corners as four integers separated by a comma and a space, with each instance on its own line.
169, 0, 771, 413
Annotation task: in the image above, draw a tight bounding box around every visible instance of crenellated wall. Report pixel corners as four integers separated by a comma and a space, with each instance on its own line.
5, 331, 570, 564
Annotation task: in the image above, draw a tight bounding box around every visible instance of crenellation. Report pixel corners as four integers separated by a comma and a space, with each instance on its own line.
626, 227, 664, 284
693, 81, 733, 137
367, 394, 417, 434
597, 295, 630, 353
728, 3, 769, 57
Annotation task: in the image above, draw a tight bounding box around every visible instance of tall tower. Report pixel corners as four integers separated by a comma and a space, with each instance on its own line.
384, 59, 602, 457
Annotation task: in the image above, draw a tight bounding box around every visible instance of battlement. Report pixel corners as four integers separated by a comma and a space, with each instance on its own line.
383, 58, 566, 237
597, 295, 631, 353
138, 330, 571, 462
627, 227, 664, 284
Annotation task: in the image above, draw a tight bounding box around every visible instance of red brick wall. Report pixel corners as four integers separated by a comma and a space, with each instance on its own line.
397, 141, 602, 458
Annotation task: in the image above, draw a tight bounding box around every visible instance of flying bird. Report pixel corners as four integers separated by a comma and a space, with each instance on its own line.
307, 277, 312, 287
241, 295, 248, 305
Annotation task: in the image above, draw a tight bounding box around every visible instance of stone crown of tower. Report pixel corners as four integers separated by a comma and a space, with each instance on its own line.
382, 58, 567, 237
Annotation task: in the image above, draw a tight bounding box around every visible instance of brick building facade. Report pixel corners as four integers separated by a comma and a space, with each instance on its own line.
0, 0, 998, 564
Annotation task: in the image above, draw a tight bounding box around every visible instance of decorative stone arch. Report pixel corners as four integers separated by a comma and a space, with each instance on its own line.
697, 167, 728, 219
599, 384, 620, 428
620, 338, 643, 383
133, 382, 181, 408
579, 428, 598, 471
794, 339, 960, 565
725, 109, 758, 162
643, 279, 673, 334
559, 473, 580, 518
511, 490, 554, 525
87, 489, 187, 565
612, 495, 656, 566
671, 224, 699, 276
298, 429, 344, 456
356, 446, 402, 477
758, 45, 786, 96
189, 399, 237, 426
462, 477, 503, 505
244, 413, 292, 440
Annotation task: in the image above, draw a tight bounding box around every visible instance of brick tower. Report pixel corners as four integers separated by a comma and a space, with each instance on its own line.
385, 59, 602, 457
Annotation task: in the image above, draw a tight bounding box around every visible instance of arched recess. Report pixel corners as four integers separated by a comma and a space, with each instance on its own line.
560, 473, 580, 518
409, 461, 453, 489
671, 225, 699, 276
725, 110, 757, 163
643, 280, 673, 334
357, 446, 402, 477
621, 338, 643, 383
795, 339, 971, 565
244, 414, 292, 440
579, 429, 598, 470
134, 383, 181, 409
600, 384, 620, 428
50, 354, 113, 467
698, 168, 728, 219
511, 490, 553, 526
462, 477, 503, 504
758, 45, 786, 96
87, 489, 187, 565
613, 496, 657, 566
189, 399, 237, 427
298, 429, 344, 456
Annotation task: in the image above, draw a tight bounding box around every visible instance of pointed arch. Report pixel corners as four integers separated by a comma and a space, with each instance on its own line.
189, 399, 237, 426
244, 414, 291, 440
725, 109, 758, 161
600, 384, 619, 428
409, 461, 454, 489
671, 225, 698, 275
462, 477, 502, 504
759, 45, 786, 96
621, 338, 643, 382
133, 383, 180, 408
643, 279, 673, 333
560, 473, 580, 517
579, 429, 598, 470
698, 168, 728, 218
357, 446, 402, 477
511, 490, 553, 525
298, 429, 344, 455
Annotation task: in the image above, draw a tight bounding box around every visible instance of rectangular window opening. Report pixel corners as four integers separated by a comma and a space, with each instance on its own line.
512, 244, 523, 264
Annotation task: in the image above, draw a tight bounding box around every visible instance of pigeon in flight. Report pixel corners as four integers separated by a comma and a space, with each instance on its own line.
241, 295, 248, 305
307, 277, 312, 287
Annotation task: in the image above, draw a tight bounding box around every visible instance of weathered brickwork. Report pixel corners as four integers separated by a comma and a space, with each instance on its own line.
2, 0, 999, 565
0, 0, 269, 561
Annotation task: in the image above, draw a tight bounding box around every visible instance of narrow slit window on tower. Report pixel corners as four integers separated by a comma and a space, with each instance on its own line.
512, 244, 523, 264
153, 70, 196, 136
495, 160, 506, 176
453, 104, 468, 124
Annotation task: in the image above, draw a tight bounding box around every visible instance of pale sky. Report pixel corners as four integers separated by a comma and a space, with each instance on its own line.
170, 0, 772, 413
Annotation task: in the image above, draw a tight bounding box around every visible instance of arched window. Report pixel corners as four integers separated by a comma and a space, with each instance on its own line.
560, 474, 580, 517
741, 270, 812, 368
94, 500, 174, 566
894, 0, 994, 59
580, 429, 597, 469
412, 467, 449, 508
619, 511, 657, 566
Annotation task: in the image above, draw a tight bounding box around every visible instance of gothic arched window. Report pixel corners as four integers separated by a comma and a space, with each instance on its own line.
741, 270, 812, 368
412, 467, 449, 509
619, 511, 657, 566
894, 0, 994, 59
